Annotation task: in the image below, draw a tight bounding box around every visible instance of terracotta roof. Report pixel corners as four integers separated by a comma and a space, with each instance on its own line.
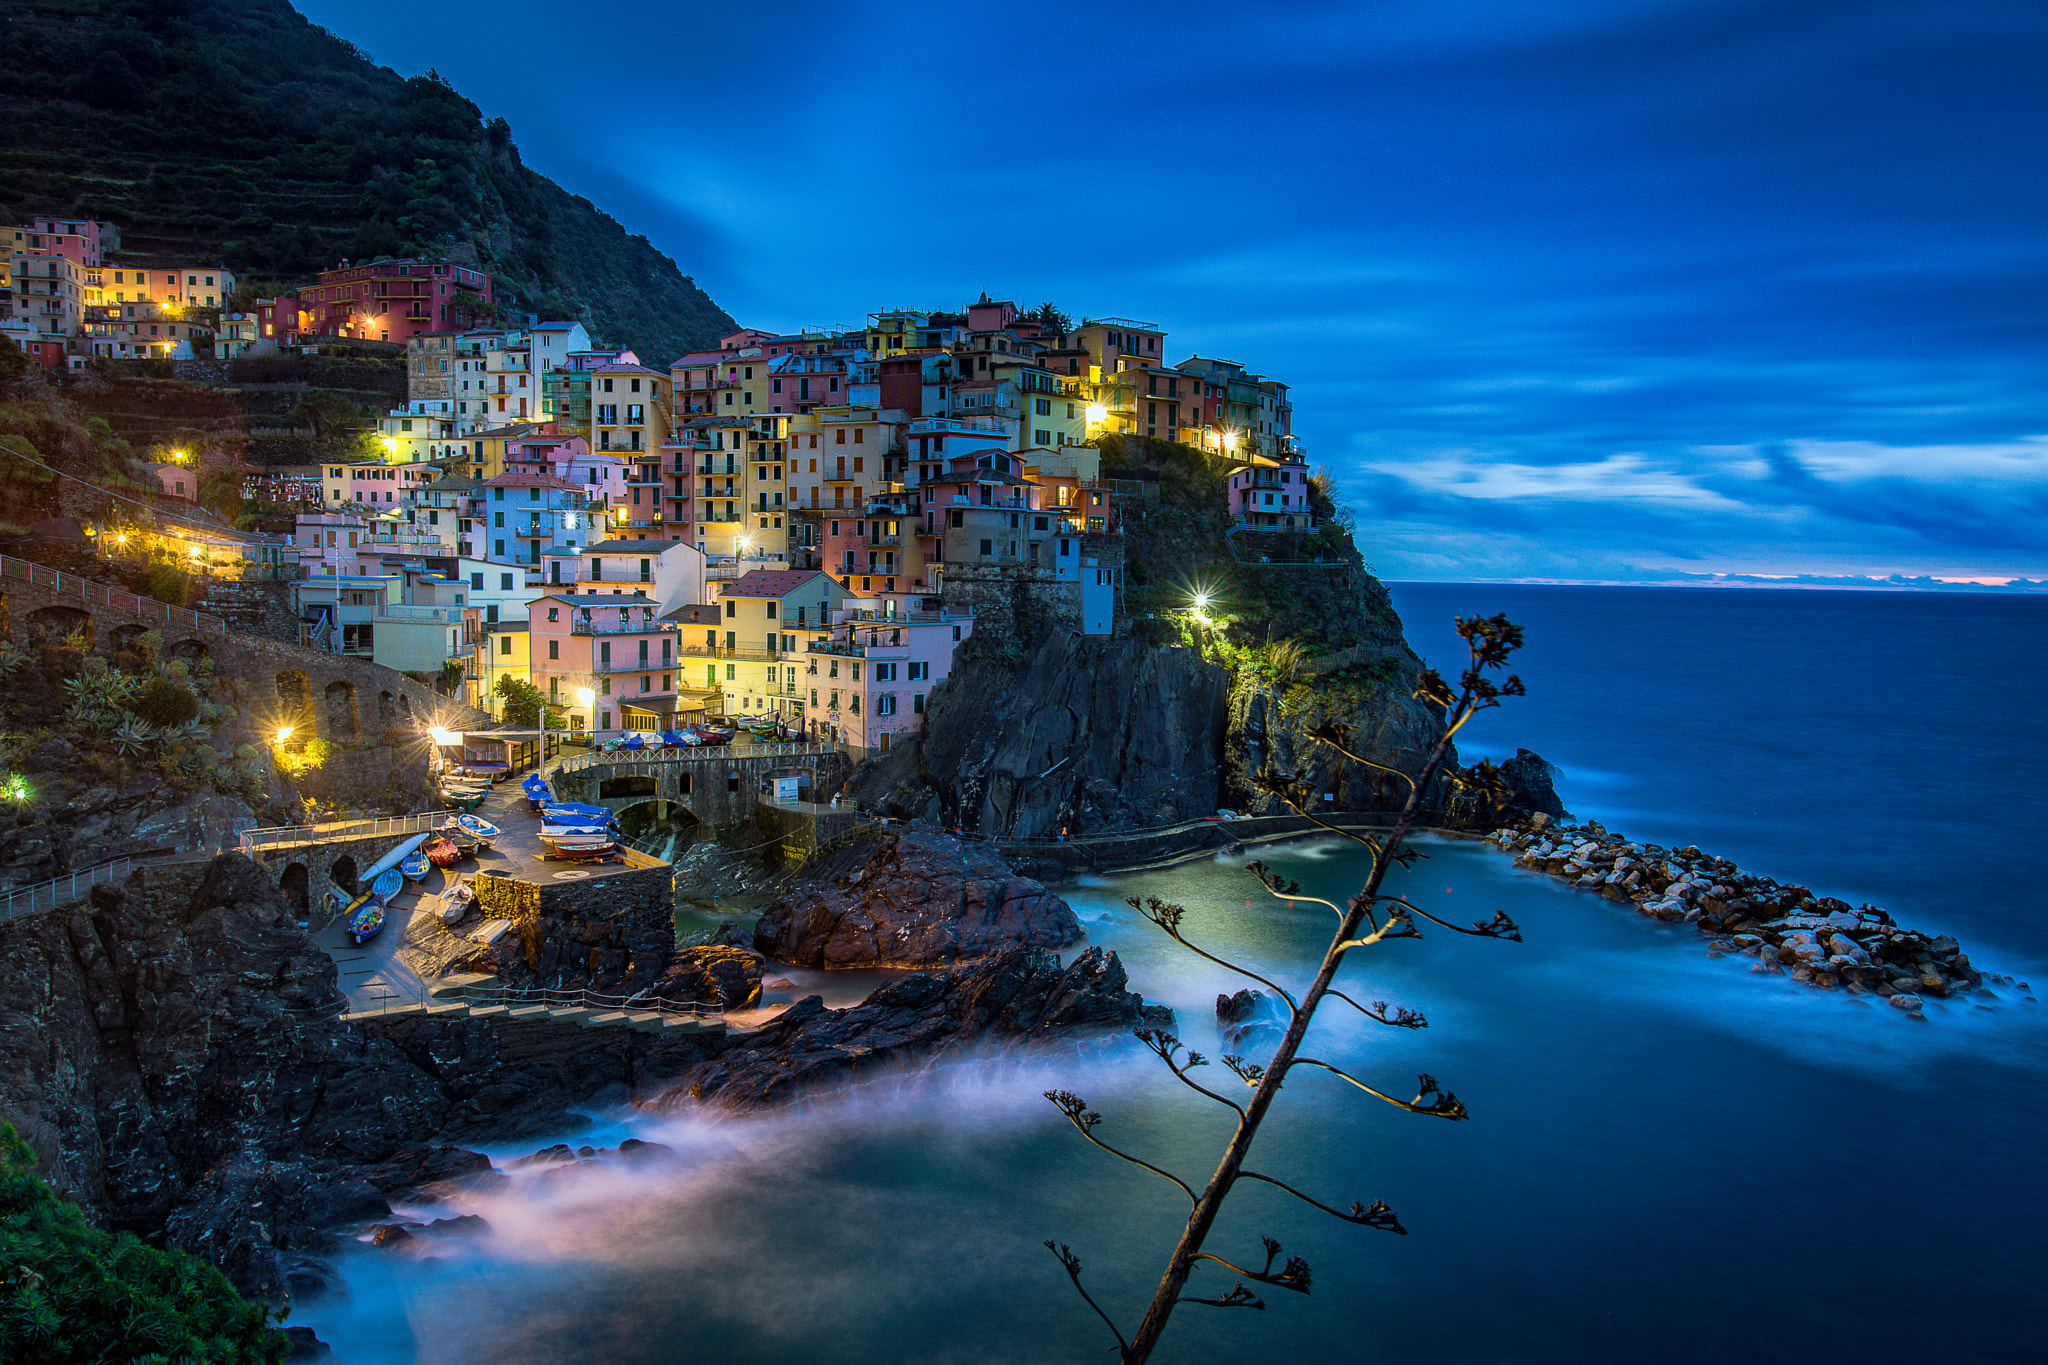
721, 568, 830, 598
663, 603, 721, 625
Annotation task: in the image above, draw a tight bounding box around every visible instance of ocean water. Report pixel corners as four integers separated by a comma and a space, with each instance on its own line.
297, 586, 2047, 1364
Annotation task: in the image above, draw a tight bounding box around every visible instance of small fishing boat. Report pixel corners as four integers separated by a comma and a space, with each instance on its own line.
540, 801, 610, 820
399, 852, 430, 883
453, 813, 499, 844
347, 901, 386, 945
540, 824, 613, 840
441, 789, 487, 813
370, 867, 403, 903
542, 842, 617, 863
422, 833, 463, 868
439, 878, 475, 918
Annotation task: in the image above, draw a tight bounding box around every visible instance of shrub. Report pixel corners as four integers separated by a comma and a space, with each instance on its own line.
128, 675, 199, 728
0, 1124, 286, 1362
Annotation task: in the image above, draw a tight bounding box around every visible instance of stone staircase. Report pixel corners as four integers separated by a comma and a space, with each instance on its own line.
341, 973, 727, 1037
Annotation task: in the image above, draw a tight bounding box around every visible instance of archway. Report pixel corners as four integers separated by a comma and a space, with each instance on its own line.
279, 862, 309, 916
398, 695, 414, 719
329, 854, 359, 893
25, 605, 92, 649
377, 690, 397, 724
167, 638, 209, 665
276, 670, 314, 736
108, 623, 153, 662
323, 679, 359, 738
614, 798, 700, 854
598, 774, 658, 800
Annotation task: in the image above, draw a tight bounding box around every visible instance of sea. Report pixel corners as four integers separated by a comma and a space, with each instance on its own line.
297, 584, 2048, 1364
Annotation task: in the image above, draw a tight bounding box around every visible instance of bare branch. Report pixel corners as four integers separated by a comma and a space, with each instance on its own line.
1324, 989, 1428, 1029
1375, 894, 1525, 941
1190, 1236, 1315, 1295
1177, 1282, 1265, 1310
1135, 1028, 1247, 1117
1234, 1170, 1408, 1234
1128, 896, 1301, 1012
1044, 1241, 1134, 1360
1286, 1061, 1471, 1121
1044, 1091, 1199, 1204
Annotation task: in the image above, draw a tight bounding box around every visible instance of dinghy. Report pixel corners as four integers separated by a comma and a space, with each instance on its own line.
422, 833, 463, 868
399, 852, 430, 882
453, 813, 499, 844
347, 901, 386, 945
370, 867, 403, 903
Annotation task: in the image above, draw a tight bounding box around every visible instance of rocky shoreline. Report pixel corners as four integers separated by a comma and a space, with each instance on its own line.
1486, 816, 2034, 1016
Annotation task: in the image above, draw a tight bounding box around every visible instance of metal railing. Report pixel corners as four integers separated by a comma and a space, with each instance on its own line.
237, 811, 450, 854
0, 554, 226, 634
456, 983, 726, 1019
571, 618, 670, 635
0, 858, 136, 923
554, 742, 838, 775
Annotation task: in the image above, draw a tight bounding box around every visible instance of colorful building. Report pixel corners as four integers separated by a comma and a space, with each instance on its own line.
528, 591, 683, 736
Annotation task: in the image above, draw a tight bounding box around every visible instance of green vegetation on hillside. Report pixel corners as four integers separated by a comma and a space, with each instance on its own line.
0, 1124, 286, 1363
0, 0, 734, 362
1099, 434, 1385, 653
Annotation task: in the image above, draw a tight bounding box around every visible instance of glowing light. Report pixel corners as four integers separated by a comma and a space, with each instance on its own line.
576, 687, 595, 706
274, 725, 295, 744
428, 726, 461, 746
1193, 592, 1212, 611
1085, 404, 1107, 423
2, 775, 31, 804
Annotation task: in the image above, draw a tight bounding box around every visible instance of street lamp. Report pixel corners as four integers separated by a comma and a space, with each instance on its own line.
274, 724, 294, 744
576, 686, 596, 743
1085, 404, 1106, 425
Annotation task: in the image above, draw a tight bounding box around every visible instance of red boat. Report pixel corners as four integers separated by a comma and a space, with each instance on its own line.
422, 834, 464, 868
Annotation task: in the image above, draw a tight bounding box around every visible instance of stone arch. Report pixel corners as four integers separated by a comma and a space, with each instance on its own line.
377, 690, 397, 724
109, 622, 153, 660
275, 670, 315, 736
166, 638, 209, 664
279, 862, 309, 916
329, 854, 359, 893
323, 679, 359, 738
614, 798, 700, 844
598, 774, 658, 800
25, 604, 92, 649
398, 694, 414, 719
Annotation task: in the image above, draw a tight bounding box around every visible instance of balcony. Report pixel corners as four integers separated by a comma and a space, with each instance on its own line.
590, 657, 675, 675
674, 643, 783, 661
570, 618, 674, 635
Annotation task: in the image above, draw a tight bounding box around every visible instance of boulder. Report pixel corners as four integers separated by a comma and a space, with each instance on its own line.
656, 944, 765, 1009
755, 828, 1082, 969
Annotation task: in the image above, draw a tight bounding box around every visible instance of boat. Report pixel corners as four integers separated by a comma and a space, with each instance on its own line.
542, 842, 617, 863
370, 867, 403, 903
441, 788, 487, 813
422, 833, 463, 868
453, 813, 499, 844
622, 732, 646, 750
540, 823, 613, 839
347, 902, 386, 945
399, 852, 430, 882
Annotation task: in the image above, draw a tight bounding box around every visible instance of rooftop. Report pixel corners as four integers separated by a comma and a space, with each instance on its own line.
722, 568, 830, 598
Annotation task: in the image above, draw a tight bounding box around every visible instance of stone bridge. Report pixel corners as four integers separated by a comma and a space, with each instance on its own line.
0, 552, 485, 742
550, 744, 851, 830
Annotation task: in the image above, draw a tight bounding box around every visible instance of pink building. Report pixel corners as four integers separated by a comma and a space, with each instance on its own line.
1225, 455, 1315, 528
528, 591, 685, 736
800, 606, 974, 755
7, 219, 110, 268
260, 260, 493, 344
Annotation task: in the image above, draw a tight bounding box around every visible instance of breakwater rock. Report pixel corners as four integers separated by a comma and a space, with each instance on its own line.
754, 826, 1081, 968
1489, 819, 2031, 1015
654, 946, 1169, 1109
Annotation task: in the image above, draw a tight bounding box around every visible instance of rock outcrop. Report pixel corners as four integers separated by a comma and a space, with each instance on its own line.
656, 946, 1170, 1109
844, 627, 1446, 840
754, 827, 1081, 968
1491, 820, 2032, 1014
0, 856, 622, 1299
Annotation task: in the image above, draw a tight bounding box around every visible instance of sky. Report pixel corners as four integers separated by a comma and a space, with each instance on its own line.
300, 0, 2048, 584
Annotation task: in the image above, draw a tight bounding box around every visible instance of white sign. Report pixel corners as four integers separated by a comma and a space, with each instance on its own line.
774, 776, 801, 804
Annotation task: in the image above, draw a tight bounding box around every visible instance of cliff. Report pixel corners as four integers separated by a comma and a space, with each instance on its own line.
847, 437, 1449, 836
0, 0, 733, 362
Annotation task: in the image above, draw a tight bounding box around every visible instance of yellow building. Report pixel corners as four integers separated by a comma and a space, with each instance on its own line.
479, 620, 532, 719
709, 568, 848, 721
587, 361, 671, 454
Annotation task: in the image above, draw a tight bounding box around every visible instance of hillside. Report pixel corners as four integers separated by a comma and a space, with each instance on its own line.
0, 0, 734, 362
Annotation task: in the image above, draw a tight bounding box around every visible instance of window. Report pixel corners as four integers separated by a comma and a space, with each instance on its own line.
499, 636, 512, 656
726, 664, 736, 680
548, 640, 559, 660
980, 539, 993, 555
878, 694, 896, 715
470, 572, 484, 589
913, 692, 926, 714
548, 607, 560, 621
725, 599, 735, 617
766, 601, 777, 619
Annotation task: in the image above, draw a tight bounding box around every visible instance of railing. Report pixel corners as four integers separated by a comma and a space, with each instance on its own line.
236, 811, 450, 854
376, 605, 459, 622
570, 618, 670, 635
590, 656, 673, 674
0, 858, 136, 923
0, 554, 226, 634
456, 982, 726, 1020
674, 643, 781, 661
554, 742, 839, 776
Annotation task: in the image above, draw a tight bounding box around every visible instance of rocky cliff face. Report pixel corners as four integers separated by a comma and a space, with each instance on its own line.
655, 946, 1169, 1109
0, 857, 627, 1298
847, 626, 1447, 838
754, 827, 1081, 967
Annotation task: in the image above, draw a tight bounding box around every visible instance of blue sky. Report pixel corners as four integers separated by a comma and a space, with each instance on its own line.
301, 0, 2048, 582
